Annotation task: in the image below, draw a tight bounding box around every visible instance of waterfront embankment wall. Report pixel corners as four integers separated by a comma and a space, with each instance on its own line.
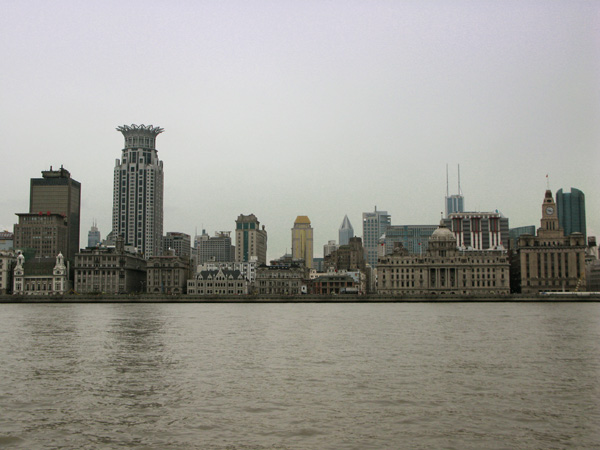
1, 294, 599, 303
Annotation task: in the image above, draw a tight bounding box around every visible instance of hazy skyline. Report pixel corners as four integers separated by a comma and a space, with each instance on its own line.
1, 1, 598, 260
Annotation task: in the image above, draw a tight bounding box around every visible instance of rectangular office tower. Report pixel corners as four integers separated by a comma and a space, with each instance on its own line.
235, 214, 267, 265
22, 166, 81, 261
112, 124, 164, 258
556, 188, 586, 239
362, 207, 391, 267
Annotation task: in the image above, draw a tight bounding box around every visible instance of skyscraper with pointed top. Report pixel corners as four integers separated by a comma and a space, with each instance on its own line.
339, 215, 354, 246
445, 164, 464, 218
112, 124, 164, 258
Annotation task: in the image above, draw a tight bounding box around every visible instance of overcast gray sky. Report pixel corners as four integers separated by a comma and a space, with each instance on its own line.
1, 0, 598, 260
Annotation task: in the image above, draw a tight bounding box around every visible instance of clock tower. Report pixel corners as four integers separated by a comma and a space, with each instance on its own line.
538, 190, 562, 238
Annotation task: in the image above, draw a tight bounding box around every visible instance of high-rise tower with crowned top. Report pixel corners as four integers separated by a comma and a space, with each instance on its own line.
112, 124, 164, 258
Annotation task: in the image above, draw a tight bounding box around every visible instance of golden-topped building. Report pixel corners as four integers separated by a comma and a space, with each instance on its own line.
291, 215, 313, 269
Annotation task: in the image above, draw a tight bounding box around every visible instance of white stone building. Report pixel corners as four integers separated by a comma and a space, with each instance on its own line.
13, 252, 68, 295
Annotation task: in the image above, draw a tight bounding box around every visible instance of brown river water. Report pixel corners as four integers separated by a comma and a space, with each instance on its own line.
0, 302, 599, 449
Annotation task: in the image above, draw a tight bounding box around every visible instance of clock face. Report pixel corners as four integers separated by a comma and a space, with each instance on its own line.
546, 206, 554, 215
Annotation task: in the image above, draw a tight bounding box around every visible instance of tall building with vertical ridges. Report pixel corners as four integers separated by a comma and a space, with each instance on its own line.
24, 166, 81, 261
556, 188, 586, 239
444, 212, 509, 250
339, 215, 354, 246
235, 214, 267, 265
362, 207, 391, 267
291, 216, 313, 269
112, 124, 164, 258
88, 221, 101, 248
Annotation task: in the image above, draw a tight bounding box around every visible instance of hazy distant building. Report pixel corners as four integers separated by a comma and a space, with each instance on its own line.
556, 188, 586, 239
235, 214, 267, 265
444, 212, 509, 250
445, 165, 464, 217
0, 231, 14, 251
362, 207, 391, 267
516, 190, 587, 294
163, 231, 191, 260
291, 216, 313, 269
112, 124, 164, 258
508, 225, 535, 250
18, 167, 81, 261
339, 215, 354, 246
88, 221, 101, 248
195, 231, 234, 264
323, 240, 338, 257
382, 225, 438, 255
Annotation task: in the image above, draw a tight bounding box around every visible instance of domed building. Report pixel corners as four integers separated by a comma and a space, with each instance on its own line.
377, 221, 510, 296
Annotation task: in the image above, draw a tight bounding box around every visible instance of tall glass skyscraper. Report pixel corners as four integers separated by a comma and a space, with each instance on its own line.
112, 124, 164, 258
556, 188, 586, 239
362, 207, 391, 267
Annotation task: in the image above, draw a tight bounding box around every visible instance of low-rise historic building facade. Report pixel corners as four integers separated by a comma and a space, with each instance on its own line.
516, 190, 587, 294
255, 264, 308, 295
187, 268, 248, 295
312, 274, 356, 295
13, 252, 68, 295
74, 238, 146, 294
377, 222, 510, 296
146, 253, 190, 294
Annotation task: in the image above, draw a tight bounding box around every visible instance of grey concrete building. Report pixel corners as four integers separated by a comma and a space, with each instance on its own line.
112, 124, 164, 258
163, 231, 191, 260
195, 231, 234, 265
14, 213, 69, 259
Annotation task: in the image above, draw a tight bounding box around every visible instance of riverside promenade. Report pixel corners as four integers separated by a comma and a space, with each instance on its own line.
1, 293, 599, 303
